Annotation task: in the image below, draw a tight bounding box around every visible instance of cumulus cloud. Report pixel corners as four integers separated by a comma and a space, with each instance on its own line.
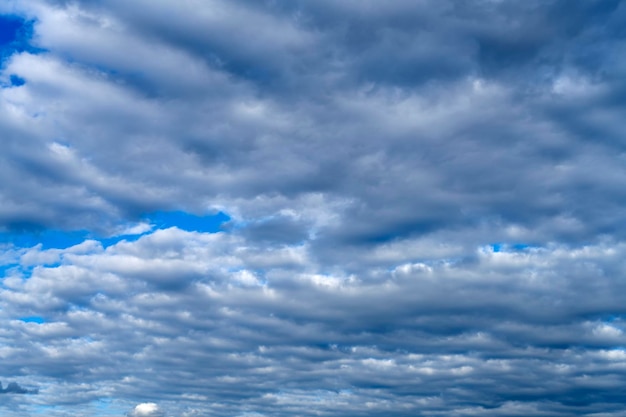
128, 403, 165, 417
1, 0, 626, 416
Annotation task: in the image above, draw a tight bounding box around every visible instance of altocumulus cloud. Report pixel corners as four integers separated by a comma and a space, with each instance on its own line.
1, 0, 626, 416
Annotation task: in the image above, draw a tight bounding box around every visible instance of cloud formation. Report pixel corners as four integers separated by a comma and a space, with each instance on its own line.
1, 0, 626, 416
2, 229, 626, 416
128, 403, 165, 417
0, 381, 36, 394
0, 0, 623, 242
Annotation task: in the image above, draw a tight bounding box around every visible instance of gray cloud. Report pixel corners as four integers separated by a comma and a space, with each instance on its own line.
0, 382, 36, 394
0, 0, 623, 243
1, 0, 626, 416
1, 230, 626, 416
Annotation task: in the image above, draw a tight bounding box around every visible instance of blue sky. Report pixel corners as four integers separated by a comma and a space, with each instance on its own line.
0, 15, 22, 46
0, 14, 36, 62
1, 1, 626, 416
0, 211, 229, 249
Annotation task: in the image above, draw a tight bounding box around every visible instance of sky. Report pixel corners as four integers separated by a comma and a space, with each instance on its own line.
1, 0, 626, 416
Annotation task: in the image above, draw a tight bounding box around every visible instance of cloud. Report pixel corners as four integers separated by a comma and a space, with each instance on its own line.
0, 381, 37, 394
0, 229, 626, 415
128, 403, 165, 417
0, 0, 621, 244
1, 0, 626, 416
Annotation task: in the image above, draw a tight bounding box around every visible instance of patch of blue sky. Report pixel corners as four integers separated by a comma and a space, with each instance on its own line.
0, 264, 19, 277
0, 229, 90, 250
144, 210, 230, 233
0, 15, 24, 47
0, 14, 42, 62
8, 73, 24, 86
490, 243, 534, 253
0, 211, 230, 251
19, 316, 45, 324
491, 243, 502, 253
100, 210, 229, 246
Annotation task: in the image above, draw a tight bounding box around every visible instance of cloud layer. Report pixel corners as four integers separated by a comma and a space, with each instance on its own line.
1, 0, 626, 416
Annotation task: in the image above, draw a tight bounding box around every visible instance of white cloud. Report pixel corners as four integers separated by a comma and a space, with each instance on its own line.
129, 403, 165, 417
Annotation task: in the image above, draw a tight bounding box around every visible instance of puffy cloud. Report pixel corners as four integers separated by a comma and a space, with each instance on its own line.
128, 403, 165, 417
0, 230, 626, 415
1, 0, 626, 416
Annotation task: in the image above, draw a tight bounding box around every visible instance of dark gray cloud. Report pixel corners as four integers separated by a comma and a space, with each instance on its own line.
0, 381, 36, 394
1, 0, 626, 416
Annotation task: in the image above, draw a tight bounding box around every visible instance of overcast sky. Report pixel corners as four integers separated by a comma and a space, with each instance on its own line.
1, 0, 626, 416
